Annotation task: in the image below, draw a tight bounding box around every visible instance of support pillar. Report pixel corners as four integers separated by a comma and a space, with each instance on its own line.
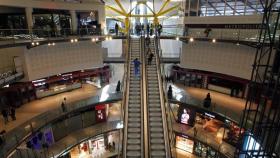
104, 133, 109, 149
70, 10, 78, 34
25, 7, 33, 34
98, 7, 105, 34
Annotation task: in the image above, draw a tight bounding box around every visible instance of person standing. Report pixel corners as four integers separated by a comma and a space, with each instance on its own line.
10, 107, 16, 121
115, 23, 119, 36
145, 36, 150, 46
116, 80, 121, 92
203, 93, 211, 108
61, 97, 67, 112
158, 24, 163, 36
150, 23, 154, 36
141, 24, 144, 35
146, 23, 150, 36
1, 109, 8, 124
148, 52, 154, 65
133, 58, 141, 77
168, 85, 173, 99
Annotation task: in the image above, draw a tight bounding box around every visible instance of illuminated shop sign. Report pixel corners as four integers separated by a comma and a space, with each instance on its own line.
176, 135, 194, 153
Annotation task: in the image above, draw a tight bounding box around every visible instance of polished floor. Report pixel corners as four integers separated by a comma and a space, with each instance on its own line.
0, 84, 98, 132
1, 82, 247, 158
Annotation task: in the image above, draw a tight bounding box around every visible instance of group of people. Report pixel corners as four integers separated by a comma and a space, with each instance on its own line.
145, 36, 154, 65
135, 23, 162, 36
1, 107, 16, 124
114, 22, 163, 36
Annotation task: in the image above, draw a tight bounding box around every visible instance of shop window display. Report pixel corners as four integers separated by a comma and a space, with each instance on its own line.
68, 131, 119, 158
223, 120, 244, 146
175, 134, 194, 153
194, 142, 219, 158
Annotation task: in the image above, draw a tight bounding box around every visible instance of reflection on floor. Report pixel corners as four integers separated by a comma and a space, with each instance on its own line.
184, 85, 246, 116
1, 84, 98, 132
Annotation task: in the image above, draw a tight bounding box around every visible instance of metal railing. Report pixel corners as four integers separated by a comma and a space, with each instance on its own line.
155, 33, 176, 158
160, 26, 280, 43
0, 28, 115, 46
9, 121, 122, 158
121, 31, 132, 158
0, 89, 122, 158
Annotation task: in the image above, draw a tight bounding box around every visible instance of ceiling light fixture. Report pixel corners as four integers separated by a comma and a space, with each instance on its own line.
212, 39, 216, 43
190, 37, 194, 42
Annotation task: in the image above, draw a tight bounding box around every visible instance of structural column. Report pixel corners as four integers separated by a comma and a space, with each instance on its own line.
70, 10, 78, 34
98, 7, 106, 34
103, 132, 109, 148
25, 7, 33, 34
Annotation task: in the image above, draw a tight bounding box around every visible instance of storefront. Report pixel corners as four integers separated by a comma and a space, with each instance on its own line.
32, 66, 111, 98
171, 65, 249, 98
174, 104, 244, 158
175, 134, 194, 153
68, 131, 119, 158
193, 141, 219, 158
175, 133, 221, 158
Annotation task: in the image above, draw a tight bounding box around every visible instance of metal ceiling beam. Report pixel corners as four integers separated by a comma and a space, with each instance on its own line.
114, 0, 127, 14
241, 0, 258, 12
208, 1, 222, 15
221, 0, 242, 14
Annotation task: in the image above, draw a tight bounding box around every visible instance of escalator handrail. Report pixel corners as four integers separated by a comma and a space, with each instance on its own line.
152, 35, 172, 157
121, 32, 131, 158
155, 32, 177, 158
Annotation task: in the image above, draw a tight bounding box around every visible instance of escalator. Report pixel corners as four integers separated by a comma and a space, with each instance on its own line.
124, 38, 143, 158
123, 36, 171, 158
145, 38, 170, 158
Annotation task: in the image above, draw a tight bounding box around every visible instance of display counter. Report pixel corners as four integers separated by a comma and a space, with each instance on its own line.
36, 82, 82, 98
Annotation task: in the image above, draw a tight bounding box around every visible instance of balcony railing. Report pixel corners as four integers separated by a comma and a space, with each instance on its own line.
0, 28, 110, 47
0, 87, 122, 158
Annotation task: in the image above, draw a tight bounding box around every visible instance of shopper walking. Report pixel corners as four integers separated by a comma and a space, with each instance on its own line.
148, 52, 154, 65
10, 107, 16, 121
61, 97, 67, 112
133, 58, 141, 77
115, 23, 119, 36
1, 109, 8, 124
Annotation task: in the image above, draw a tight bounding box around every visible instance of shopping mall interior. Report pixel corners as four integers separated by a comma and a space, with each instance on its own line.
0, 0, 280, 158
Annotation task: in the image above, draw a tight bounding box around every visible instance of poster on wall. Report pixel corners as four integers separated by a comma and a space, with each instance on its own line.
177, 105, 196, 126
176, 135, 194, 153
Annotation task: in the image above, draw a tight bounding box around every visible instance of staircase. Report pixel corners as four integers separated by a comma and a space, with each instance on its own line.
125, 38, 143, 158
